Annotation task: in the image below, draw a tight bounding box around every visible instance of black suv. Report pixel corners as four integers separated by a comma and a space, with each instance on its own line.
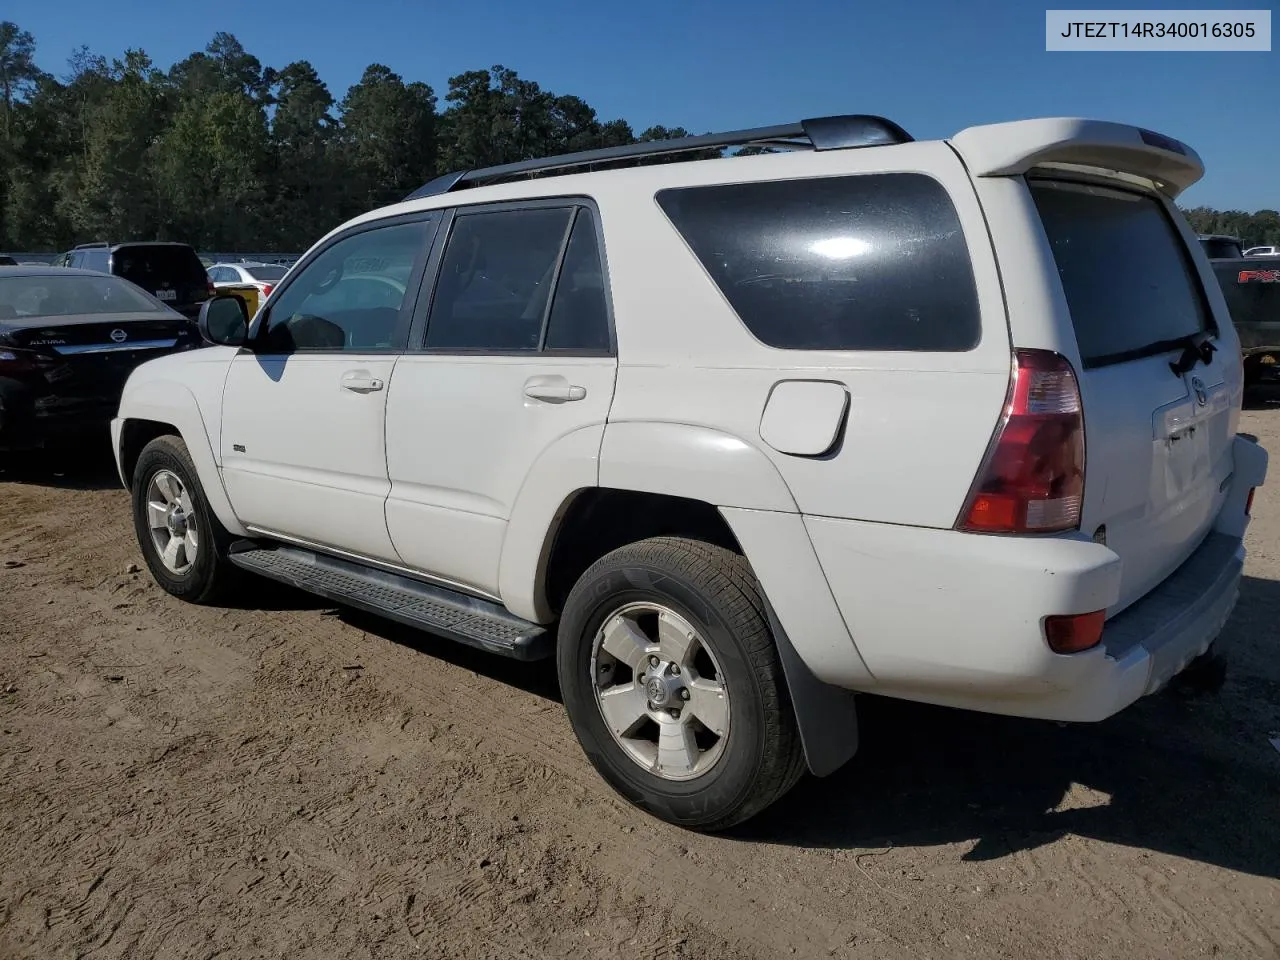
54, 242, 213, 320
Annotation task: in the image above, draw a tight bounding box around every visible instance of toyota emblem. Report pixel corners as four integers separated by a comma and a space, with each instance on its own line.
109, 328, 127, 343
1191, 376, 1207, 407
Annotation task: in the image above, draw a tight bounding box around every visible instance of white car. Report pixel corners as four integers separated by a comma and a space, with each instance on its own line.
206, 262, 290, 300
110, 114, 1268, 830
1244, 245, 1280, 257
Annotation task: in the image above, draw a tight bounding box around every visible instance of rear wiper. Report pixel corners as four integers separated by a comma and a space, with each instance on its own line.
1169, 334, 1217, 377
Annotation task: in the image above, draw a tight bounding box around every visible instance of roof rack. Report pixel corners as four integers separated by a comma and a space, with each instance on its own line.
404, 113, 913, 201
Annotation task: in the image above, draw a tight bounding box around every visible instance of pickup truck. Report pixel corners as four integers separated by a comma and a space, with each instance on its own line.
1198, 234, 1280, 389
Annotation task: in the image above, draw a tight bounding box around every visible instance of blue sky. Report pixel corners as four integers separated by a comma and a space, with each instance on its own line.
16, 0, 1278, 209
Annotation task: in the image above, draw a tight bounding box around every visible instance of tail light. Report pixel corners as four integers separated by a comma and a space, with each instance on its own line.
261, 284, 274, 298
1044, 610, 1105, 654
1246, 488, 1256, 516
207, 280, 216, 297
958, 349, 1085, 534
0, 347, 45, 373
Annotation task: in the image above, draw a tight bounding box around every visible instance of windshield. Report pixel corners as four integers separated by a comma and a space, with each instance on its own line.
1031, 179, 1212, 368
0, 274, 169, 319
245, 265, 287, 282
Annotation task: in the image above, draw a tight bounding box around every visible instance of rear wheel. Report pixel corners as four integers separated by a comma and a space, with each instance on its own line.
131, 435, 237, 604
557, 537, 804, 831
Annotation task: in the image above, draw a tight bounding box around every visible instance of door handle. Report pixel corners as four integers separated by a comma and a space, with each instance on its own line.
341, 372, 385, 393
524, 382, 586, 403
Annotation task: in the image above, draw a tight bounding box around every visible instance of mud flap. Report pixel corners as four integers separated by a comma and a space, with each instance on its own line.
763, 599, 859, 777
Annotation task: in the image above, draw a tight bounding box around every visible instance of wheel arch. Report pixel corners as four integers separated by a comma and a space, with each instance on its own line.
499, 420, 799, 624
113, 380, 248, 537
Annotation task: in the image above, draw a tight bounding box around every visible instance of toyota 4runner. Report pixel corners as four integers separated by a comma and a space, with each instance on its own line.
111, 114, 1269, 830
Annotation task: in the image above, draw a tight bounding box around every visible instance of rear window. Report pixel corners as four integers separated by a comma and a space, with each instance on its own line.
0, 274, 168, 318
245, 265, 287, 282
112, 245, 207, 289
655, 173, 981, 352
1031, 180, 1212, 368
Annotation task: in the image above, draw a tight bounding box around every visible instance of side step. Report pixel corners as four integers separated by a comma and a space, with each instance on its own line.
228, 544, 552, 661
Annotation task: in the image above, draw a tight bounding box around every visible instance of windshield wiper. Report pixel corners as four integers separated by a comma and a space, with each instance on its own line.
1169, 334, 1217, 377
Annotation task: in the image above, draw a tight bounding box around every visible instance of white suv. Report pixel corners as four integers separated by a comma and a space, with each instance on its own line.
111, 114, 1268, 830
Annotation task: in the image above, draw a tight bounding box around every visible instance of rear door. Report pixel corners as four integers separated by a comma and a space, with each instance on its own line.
1028, 177, 1240, 611
383, 200, 618, 597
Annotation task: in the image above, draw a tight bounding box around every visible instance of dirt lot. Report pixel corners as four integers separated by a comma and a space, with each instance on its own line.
1, 413, 1278, 960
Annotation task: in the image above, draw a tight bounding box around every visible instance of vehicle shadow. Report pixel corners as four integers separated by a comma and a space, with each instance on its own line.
337, 607, 563, 703
0, 439, 123, 491
738, 573, 1280, 882
220, 576, 335, 613
325, 574, 1280, 882
1243, 384, 1280, 410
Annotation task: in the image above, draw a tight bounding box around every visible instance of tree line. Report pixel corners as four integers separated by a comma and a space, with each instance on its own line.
1181, 208, 1280, 250
0, 23, 711, 252
1, 21, 1277, 254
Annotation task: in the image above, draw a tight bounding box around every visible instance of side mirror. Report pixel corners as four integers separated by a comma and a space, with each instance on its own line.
198, 295, 249, 347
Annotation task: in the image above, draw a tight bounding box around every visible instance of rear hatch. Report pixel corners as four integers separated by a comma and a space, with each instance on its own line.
111, 244, 211, 319
1030, 177, 1238, 613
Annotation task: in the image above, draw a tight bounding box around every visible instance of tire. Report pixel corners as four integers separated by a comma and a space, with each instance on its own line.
131, 435, 237, 604
557, 536, 805, 831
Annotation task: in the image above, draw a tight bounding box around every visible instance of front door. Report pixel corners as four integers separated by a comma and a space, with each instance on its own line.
384, 202, 618, 596
219, 214, 439, 562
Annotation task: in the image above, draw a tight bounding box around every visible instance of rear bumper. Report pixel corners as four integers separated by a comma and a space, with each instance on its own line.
1100, 532, 1241, 701
803, 433, 1268, 722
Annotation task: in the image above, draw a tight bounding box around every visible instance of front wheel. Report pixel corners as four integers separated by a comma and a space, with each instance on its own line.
557, 537, 804, 831
131, 435, 237, 604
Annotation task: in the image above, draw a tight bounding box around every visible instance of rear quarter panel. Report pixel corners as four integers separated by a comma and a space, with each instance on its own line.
593, 142, 1013, 528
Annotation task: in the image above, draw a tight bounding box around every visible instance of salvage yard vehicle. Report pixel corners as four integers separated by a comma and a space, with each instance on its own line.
111, 114, 1268, 830
1198, 234, 1280, 389
0, 267, 201, 456
53, 241, 214, 321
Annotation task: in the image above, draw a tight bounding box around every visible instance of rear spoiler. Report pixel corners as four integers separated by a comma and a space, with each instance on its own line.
948, 118, 1204, 198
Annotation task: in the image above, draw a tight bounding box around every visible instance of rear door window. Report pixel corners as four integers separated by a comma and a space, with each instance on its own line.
1030, 179, 1213, 368
544, 208, 611, 352
655, 173, 981, 352
424, 207, 574, 352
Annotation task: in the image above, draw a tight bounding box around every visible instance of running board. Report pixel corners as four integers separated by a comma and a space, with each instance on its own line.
228, 543, 552, 661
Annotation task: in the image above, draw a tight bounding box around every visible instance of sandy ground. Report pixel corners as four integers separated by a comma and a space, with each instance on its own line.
1, 411, 1278, 960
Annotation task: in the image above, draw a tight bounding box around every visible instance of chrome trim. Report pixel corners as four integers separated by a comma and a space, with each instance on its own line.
51, 338, 179, 355
242, 525, 503, 603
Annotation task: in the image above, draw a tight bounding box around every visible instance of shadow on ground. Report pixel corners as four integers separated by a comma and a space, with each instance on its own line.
0, 439, 122, 490
349, 577, 1279, 882
739, 574, 1280, 881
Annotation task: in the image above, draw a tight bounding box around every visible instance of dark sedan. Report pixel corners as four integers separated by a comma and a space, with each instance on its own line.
0, 267, 201, 454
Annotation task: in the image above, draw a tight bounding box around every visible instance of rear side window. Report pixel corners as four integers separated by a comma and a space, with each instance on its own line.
112, 245, 207, 289
1031, 180, 1212, 368
656, 173, 981, 352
